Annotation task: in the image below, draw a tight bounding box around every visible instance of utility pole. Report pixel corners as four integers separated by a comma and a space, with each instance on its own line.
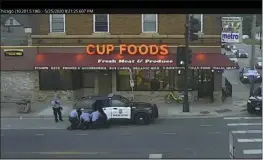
249, 14, 257, 96
183, 14, 190, 112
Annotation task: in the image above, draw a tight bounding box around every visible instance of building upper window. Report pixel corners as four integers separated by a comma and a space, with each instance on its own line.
49, 14, 65, 33
192, 14, 203, 33
93, 14, 109, 33
142, 14, 158, 33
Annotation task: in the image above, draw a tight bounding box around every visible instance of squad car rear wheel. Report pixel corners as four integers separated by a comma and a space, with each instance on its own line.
135, 113, 149, 125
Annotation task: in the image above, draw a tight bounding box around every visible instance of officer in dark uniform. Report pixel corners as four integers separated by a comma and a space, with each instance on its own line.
51, 97, 63, 122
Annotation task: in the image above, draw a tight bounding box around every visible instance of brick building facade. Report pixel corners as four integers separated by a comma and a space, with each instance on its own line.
1, 14, 236, 104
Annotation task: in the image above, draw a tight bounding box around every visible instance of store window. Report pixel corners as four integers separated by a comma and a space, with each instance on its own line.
82, 71, 95, 88
116, 69, 173, 91
39, 70, 82, 90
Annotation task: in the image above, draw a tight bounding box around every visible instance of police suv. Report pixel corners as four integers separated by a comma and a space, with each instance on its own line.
74, 93, 159, 125
247, 86, 262, 114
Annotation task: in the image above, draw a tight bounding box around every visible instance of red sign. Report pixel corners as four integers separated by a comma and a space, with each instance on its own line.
86, 44, 169, 56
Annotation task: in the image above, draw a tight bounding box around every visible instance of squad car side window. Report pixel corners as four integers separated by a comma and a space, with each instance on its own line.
111, 100, 127, 107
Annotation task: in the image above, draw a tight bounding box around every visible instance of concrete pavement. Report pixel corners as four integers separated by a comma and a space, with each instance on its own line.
1, 115, 261, 159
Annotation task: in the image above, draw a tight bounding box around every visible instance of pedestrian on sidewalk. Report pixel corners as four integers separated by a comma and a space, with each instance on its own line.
51, 95, 63, 122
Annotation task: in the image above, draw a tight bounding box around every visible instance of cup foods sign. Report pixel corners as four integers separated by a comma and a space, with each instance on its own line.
221, 17, 243, 43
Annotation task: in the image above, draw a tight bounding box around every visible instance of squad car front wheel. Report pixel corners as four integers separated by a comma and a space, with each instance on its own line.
134, 113, 149, 125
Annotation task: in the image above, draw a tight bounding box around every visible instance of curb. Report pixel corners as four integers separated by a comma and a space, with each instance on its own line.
1, 109, 247, 119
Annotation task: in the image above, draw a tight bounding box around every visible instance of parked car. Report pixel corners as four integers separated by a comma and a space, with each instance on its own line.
74, 93, 159, 125
236, 49, 248, 58
239, 67, 262, 83
255, 57, 262, 69
247, 86, 262, 114
225, 53, 238, 64
221, 42, 227, 48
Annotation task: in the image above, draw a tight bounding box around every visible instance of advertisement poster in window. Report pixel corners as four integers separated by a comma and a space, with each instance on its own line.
221, 17, 243, 43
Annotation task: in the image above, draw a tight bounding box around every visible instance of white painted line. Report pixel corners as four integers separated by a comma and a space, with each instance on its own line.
35, 134, 44, 136
32, 152, 99, 155
200, 125, 212, 127
163, 132, 177, 135
119, 133, 132, 136
149, 154, 162, 159
238, 139, 262, 143
227, 123, 262, 126
224, 117, 262, 120
208, 132, 220, 134
231, 130, 262, 134
20, 116, 23, 120
76, 133, 88, 136
243, 149, 262, 155
5, 125, 10, 127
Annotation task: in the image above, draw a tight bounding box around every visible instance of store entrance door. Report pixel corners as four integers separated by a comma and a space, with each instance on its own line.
197, 70, 214, 98
98, 71, 112, 94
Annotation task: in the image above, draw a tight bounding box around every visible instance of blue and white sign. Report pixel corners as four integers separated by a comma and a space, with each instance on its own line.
221, 17, 243, 43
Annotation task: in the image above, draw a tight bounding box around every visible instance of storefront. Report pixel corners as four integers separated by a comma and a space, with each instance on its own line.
1, 45, 237, 103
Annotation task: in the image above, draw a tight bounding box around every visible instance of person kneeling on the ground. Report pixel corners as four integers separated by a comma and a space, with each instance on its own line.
68, 109, 82, 130
90, 107, 108, 128
80, 111, 91, 130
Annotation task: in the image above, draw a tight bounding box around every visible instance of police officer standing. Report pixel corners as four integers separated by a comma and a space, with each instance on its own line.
51, 95, 63, 122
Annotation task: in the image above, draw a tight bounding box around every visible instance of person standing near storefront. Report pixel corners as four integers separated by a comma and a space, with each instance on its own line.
51, 94, 63, 122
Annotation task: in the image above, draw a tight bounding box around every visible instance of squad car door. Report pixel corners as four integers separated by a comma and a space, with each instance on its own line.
96, 99, 112, 120
110, 99, 131, 119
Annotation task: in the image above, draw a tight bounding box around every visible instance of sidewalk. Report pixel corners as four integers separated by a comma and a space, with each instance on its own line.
0, 97, 247, 119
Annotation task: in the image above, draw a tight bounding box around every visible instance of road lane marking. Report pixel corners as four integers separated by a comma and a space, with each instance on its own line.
200, 125, 212, 127
5, 125, 10, 127
243, 149, 262, 155
208, 132, 220, 134
227, 123, 262, 126
224, 117, 262, 120
163, 132, 176, 135
35, 134, 44, 136
119, 133, 132, 136
238, 139, 262, 143
33, 152, 99, 155
76, 133, 88, 136
149, 154, 162, 159
231, 130, 262, 134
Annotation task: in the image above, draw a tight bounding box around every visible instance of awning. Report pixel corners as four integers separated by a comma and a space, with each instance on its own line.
34, 52, 237, 70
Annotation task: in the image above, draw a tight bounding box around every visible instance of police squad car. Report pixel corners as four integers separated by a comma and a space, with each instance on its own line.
74, 93, 159, 125
247, 86, 262, 114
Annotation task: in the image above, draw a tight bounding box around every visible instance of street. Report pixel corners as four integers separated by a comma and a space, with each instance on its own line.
1, 114, 262, 159
222, 43, 262, 102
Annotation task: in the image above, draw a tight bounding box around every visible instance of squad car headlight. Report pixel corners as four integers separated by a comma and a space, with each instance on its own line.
243, 76, 248, 78
247, 99, 251, 103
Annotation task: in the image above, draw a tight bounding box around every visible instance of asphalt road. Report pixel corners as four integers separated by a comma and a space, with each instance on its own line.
222, 43, 261, 101
1, 114, 262, 159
